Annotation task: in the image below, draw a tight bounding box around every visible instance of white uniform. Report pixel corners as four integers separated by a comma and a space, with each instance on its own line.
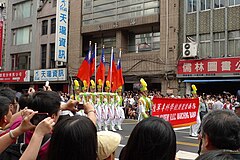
107, 98, 116, 131
138, 96, 149, 121
102, 98, 110, 131
114, 95, 125, 130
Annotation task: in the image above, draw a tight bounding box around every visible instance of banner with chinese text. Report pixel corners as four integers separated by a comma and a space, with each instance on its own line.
0, 70, 30, 82
152, 98, 199, 128
177, 57, 240, 77
55, 0, 69, 62
33, 68, 67, 81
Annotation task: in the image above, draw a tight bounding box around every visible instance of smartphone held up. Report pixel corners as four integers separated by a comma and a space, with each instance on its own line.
30, 113, 49, 126
77, 102, 84, 110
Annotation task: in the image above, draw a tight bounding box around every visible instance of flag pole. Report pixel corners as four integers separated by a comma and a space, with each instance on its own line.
94, 43, 97, 93
118, 48, 122, 90
87, 41, 91, 93
110, 47, 113, 92
119, 48, 122, 59
102, 45, 105, 92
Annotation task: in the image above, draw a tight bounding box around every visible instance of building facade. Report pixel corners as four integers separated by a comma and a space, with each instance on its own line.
69, 0, 180, 95
0, 0, 6, 71
5, 0, 38, 90
35, 0, 68, 92
178, 0, 240, 95
2, 0, 67, 92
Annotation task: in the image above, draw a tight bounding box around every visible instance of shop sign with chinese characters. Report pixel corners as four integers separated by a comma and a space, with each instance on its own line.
33, 68, 67, 81
177, 57, 240, 77
0, 70, 30, 82
55, 0, 69, 62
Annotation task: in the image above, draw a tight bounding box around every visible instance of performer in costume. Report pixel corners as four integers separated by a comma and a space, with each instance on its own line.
137, 78, 152, 121
77, 80, 88, 116
70, 80, 81, 101
89, 80, 96, 105
108, 93, 117, 131
102, 81, 111, 131
96, 79, 104, 131
114, 86, 125, 130
189, 84, 201, 137
81, 80, 88, 104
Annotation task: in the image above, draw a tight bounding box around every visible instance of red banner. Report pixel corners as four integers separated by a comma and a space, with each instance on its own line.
177, 57, 240, 77
0, 21, 3, 68
152, 98, 199, 128
0, 70, 30, 82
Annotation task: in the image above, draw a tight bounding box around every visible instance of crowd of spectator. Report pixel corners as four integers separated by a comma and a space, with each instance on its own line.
0, 86, 239, 160
122, 90, 239, 120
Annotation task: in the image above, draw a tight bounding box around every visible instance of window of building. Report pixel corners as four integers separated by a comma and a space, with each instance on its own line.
84, 36, 116, 55
201, 0, 211, 10
41, 44, 47, 69
228, 30, 240, 56
199, 34, 211, 58
12, 26, 32, 45
82, 0, 159, 25
42, 20, 48, 35
50, 43, 56, 68
13, 0, 32, 20
52, 0, 57, 7
187, 0, 197, 13
51, 18, 56, 34
214, 0, 225, 8
128, 32, 160, 52
213, 32, 225, 57
229, 0, 240, 6
11, 53, 31, 70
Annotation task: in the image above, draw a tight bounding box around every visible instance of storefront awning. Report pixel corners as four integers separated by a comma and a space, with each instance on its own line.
183, 79, 240, 83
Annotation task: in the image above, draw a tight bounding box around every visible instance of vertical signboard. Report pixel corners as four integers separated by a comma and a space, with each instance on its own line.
0, 21, 3, 68
55, 0, 68, 62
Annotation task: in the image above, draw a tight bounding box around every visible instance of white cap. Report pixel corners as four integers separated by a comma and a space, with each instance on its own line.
97, 131, 121, 160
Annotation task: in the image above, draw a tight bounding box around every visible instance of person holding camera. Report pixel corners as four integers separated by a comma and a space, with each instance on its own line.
6, 91, 96, 159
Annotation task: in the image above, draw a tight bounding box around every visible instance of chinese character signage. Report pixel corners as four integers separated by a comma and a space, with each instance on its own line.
177, 57, 240, 77
0, 70, 30, 82
33, 68, 67, 81
152, 98, 199, 128
0, 21, 3, 68
55, 0, 69, 62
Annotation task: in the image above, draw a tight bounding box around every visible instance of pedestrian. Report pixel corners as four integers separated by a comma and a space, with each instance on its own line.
199, 110, 240, 154
196, 149, 239, 160
97, 131, 121, 160
46, 116, 97, 160
234, 102, 240, 118
119, 117, 176, 160
213, 97, 224, 110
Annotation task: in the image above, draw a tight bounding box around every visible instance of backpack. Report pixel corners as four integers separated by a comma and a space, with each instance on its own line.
0, 133, 50, 160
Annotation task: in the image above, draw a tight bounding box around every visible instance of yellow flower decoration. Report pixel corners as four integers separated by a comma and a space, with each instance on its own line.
106, 80, 110, 87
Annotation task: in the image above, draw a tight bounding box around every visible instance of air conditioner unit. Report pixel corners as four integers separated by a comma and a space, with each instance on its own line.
183, 42, 198, 58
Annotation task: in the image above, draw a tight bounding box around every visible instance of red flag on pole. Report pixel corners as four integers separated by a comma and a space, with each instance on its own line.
96, 47, 105, 87
116, 52, 124, 88
106, 48, 118, 92
90, 47, 95, 76
76, 44, 92, 86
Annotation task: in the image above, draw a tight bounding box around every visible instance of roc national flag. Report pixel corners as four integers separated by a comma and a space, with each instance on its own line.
96, 47, 105, 86
77, 45, 92, 86
106, 47, 118, 92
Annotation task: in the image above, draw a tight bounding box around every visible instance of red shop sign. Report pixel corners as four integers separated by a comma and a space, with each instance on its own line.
152, 98, 199, 128
0, 70, 30, 82
177, 57, 240, 77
